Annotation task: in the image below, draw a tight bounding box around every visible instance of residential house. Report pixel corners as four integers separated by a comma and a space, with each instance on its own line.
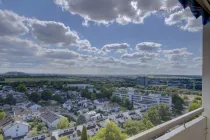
97, 103, 120, 113
40, 111, 64, 128
93, 98, 109, 105
14, 108, 40, 121
0, 117, 29, 139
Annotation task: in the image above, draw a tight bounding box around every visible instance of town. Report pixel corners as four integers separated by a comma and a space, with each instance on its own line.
0, 74, 202, 140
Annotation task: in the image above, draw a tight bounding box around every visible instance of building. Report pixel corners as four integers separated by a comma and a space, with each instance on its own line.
24, 133, 48, 140
0, 117, 29, 139
97, 103, 120, 113
40, 111, 64, 128
93, 98, 109, 105
137, 76, 148, 86
14, 108, 40, 121
113, 88, 172, 109
52, 122, 102, 140
67, 84, 94, 90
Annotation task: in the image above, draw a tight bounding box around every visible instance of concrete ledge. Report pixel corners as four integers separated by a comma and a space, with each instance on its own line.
127, 108, 204, 140
156, 116, 206, 140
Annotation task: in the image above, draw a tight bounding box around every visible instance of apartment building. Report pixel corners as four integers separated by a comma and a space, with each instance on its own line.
113, 87, 172, 109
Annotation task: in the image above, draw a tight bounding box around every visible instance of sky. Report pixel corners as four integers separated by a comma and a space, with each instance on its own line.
0, 0, 203, 75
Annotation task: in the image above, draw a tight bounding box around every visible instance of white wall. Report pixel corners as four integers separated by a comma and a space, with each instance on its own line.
4, 123, 29, 138
203, 23, 210, 140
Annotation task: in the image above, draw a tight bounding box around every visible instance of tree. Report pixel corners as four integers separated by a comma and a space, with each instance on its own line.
143, 104, 171, 126
124, 119, 153, 136
91, 93, 96, 101
29, 92, 41, 103
110, 95, 121, 104
4, 94, 16, 105
76, 115, 87, 125
143, 105, 162, 125
59, 136, 68, 140
91, 121, 127, 140
183, 95, 189, 100
52, 94, 62, 103
0, 134, 3, 140
188, 102, 201, 112
0, 110, 6, 120
57, 117, 70, 129
16, 84, 27, 92
172, 94, 184, 115
165, 88, 170, 93
158, 103, 172, 122
41, 90, 52, 101
81, 125, 88, 140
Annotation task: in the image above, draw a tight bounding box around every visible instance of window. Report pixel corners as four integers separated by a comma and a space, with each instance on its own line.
32, 137, 38, 140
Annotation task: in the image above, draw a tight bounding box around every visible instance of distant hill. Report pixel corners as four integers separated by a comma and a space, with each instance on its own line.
3, 71, 29, 76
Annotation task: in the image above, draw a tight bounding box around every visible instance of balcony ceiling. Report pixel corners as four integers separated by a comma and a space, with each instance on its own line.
178, 0, 210, 24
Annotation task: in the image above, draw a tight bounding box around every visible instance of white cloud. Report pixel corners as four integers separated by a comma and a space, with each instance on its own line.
102, 43, 130, 53
162, 48, 192, 62
29, 19, 80, 46
165, 8, 202, 32
136, 42, 162, 52
53, 0, 177, 26
0, 10, 28, 36
41, 49, 80, 60
121, 52, 159, 62
0, 36, 41, 56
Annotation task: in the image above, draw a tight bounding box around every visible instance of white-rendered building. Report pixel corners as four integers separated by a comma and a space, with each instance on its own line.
2, 120, 29, 138
113, 87, 172, 109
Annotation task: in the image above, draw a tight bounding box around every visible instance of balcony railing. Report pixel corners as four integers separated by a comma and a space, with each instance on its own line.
127, 107, 204, 140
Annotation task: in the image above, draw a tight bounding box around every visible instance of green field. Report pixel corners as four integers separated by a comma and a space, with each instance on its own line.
4, 77, 85, 82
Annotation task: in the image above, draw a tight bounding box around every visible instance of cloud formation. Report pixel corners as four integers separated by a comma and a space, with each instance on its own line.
102, 43, 130, 53
136, 42, 162, 52
0, 10, 28, 36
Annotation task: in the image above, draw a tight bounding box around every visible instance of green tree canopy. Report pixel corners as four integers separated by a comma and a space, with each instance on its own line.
158, 103, 172, 121
0, 110, 6, 120
123, 119, 153, 136
91, 93, 96, 101
4, 94, 16, 105
143, 106, 162, 125
172, 94, 184, 115
59, 136, 68, 140
29, 92, 41, 103
81, 125, 88, 140
91, 121, 127, 140
183, 95, 189, 100
57, 117, 70, 129
188, 102, 201, 112
41, 90, 52, 101
143, 104, 172, 126
52, 94, 62, 103
16, 84, 27, 92
0, 134, 3, 140
76, 115, 87, 125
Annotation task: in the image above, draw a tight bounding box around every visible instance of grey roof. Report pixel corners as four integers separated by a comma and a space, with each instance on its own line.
0, 117, 14, 127
102, 103, 119, 110
25, 103, 35, 108
15, 108, 32, 116
41, 111, 60, 123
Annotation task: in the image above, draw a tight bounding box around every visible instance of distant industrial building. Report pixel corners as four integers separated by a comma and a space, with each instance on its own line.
137, 76, 148, 86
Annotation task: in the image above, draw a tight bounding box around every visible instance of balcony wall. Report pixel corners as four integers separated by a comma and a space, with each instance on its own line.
156, 116, 206, 140
127, 108, 205, 140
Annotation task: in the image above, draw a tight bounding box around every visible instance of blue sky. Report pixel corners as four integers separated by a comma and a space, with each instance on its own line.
0, 0, 203, 75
